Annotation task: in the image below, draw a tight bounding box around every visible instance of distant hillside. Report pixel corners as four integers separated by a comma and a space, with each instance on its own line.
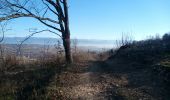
1, 37, 116, 49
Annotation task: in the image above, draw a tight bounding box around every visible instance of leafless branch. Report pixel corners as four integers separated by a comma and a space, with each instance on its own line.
0, 13, 59, 24
17, 29, 62, 56
1, 0, 62, 32
42, 0, 59, 16
0, 21, 9, 69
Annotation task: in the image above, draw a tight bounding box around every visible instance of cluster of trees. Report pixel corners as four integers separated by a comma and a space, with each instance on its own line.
0, 0, 73, 63
163, 33, 170, 42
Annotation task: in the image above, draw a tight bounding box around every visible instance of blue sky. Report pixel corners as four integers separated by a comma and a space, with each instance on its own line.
5, 0, 170, 40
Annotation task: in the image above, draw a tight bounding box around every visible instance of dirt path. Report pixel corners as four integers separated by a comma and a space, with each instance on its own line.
47, 60, 167, 100
47, 62, 106, 99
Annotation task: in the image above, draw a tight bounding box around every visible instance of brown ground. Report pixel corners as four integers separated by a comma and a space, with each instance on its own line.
47, 58, 169, 100
0, 56, 169, 100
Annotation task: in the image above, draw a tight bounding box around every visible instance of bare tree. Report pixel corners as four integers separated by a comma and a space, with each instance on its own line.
72, 38, 78, 54
0, 24, 5, 70
54, 40, 63, 55
0, 0, 73, 63
0, 22, 8, 71
116, 32, 133, 47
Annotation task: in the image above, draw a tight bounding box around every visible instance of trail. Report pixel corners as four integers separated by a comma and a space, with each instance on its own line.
47, 62, 108, 99
47, 59, 167, 100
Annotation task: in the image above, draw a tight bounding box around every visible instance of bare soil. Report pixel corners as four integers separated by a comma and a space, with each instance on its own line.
47, 58, 169, 100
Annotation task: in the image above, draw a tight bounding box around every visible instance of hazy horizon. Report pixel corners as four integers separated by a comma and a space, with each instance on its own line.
1, 37, 118, 49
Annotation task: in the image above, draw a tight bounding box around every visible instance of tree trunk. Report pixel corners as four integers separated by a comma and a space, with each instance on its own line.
63, 0, 73, 64
62, 32, 73, 64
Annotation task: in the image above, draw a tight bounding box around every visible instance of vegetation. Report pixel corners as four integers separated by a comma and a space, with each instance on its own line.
0, 33, 169, 99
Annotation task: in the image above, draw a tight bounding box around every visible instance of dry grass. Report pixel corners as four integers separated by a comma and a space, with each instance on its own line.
72, 50, 97, 62
0, 46, 101, 99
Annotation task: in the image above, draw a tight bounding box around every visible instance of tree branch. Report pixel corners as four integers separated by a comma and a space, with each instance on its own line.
2, 1, 62, 32
42, 0, 59, 16
17, 29, 62, 56
0, 13, 59, 24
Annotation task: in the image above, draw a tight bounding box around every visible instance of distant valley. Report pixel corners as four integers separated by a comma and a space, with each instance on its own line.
1, 37, 116, 50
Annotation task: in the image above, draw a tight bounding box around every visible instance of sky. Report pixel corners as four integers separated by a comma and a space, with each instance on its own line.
3, 0, 170, 40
